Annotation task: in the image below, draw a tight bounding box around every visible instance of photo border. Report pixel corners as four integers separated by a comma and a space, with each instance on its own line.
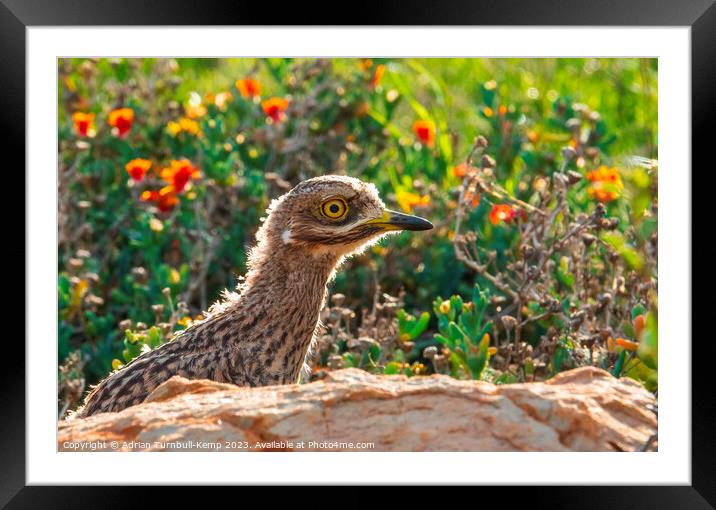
5, 0, 712, 504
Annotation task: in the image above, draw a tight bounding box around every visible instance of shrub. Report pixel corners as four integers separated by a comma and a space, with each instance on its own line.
57, 58, 658, 414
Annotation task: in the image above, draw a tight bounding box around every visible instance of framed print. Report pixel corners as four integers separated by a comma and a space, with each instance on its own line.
5, 0, 713, 504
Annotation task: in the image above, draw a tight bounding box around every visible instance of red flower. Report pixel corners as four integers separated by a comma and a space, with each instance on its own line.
141, 186, 179, 213
72, 112, 94, 137
125, 158, 152, 182
489, 204, 516, 225
160, 159, 201, 193
261, 97, 289, 122
108, 107, 134, 138
412, 120, 435, 147
236, 78, 261, 99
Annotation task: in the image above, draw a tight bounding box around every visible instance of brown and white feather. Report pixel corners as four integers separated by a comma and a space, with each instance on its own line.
73, 175, 429, 418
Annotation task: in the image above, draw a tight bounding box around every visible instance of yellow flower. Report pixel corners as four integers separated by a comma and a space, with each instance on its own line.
396, 189, 430, 212
439, 300, 451, 314
412, 362, 426, 375
169, 268, 181, 284
149, 217, 164, 232
166, 121, 182, 137
166, 117, 200, 137
70, 279, 89, 309
177, 316, 193, 328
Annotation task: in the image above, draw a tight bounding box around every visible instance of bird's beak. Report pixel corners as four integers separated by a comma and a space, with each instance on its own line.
366, 209, 433, 232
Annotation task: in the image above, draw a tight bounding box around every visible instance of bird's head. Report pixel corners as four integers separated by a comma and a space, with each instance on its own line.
253, 175, 432, 263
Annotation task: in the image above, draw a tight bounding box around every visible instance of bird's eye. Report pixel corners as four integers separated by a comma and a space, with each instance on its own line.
320, 198, 348, 220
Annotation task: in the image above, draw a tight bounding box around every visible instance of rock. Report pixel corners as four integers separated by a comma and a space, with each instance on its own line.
59, 366, 656, 452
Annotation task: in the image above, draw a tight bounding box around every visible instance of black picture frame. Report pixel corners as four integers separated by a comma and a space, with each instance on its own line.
4, 0, 712, 505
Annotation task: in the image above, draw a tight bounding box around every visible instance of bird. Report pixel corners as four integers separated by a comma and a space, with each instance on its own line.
74, 175, 432, 418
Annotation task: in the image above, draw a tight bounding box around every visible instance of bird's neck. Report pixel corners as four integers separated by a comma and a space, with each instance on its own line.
226, 243, 341, 384
241, 257, 335, 313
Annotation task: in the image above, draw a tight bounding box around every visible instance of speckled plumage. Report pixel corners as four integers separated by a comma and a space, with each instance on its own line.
74, 175, 432, 418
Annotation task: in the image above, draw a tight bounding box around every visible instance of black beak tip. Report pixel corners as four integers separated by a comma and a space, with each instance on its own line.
386, 209, 433, 231
410, 217, 434, 231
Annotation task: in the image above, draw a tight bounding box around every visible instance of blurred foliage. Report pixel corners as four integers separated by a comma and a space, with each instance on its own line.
57, 57, 657, 401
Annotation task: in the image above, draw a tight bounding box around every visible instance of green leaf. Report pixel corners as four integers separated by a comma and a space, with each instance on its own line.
552, 338, 573, 374
433, 333, 454, 350
631, 304, 647, 320
408, 312, 430, 339
383, 362, 401, 375
612, 350, 627, 377
368, 343, 382, 363
465, 333, 490, 380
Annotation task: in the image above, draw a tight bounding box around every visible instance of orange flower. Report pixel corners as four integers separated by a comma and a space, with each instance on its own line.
634, 314, 646, 339
371, 64, 386, 88
489, 204, 516, 225
141, 186, 179, 213
396, 190, 430, 212
160, 159, 201, 193
108, 107, 134, 137
412, 120, 435, 147
358, 58, 373, 71
261, 97, 289, 122
452, 162, 478, 179
236, 78, 261, 99
615, 337, 639, 351
185, 104, 207, 119
586, 166, 623, 203
464, 191, 481, 208
72, 112, 94, 137
354, 101, 370, 117
125, 158, 152, 182
181, 91, 206, 119
498, 104, 508, 116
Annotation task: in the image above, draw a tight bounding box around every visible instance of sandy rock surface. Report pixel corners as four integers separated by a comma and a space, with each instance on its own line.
59, 366, 657, 452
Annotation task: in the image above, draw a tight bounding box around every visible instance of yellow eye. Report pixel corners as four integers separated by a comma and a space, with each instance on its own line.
321, 198, 348, 219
